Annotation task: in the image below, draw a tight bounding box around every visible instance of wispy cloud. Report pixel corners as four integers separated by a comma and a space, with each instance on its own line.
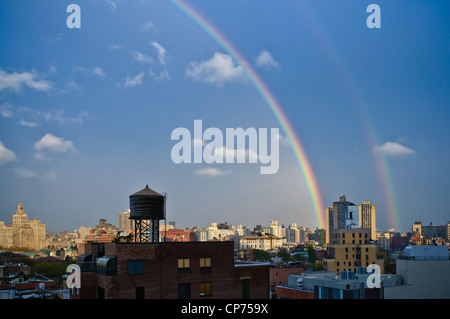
194, 167, 231, 177
40, 33, 64, 44
149, 69, 170, 82
123, 72, 145, 88
255, 50, 279, 69
104, 0, 118, 11
108, 44, 123, 51
18, 119, 37, 127
76, 66, 106, 78
0, 141, 16, 165
5, 105, 89, 125
186, 52, 247, 87
151, 42, 167, 65
0, 69, 53, 93
132, 51, 154, 64
34, 133, 75, 160
14, 167, 57, 181
0, 103, 13, 118
374, 141, 415, 158
140, 21, 156, 32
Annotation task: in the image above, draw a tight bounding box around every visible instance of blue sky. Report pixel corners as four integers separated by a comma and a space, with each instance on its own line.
0, 0, 449, 233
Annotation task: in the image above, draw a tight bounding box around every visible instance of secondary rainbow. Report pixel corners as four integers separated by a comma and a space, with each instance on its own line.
169, 0, 326, 228
294, 2, 402, 231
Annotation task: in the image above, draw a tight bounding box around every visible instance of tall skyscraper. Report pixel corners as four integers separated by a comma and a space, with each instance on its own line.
118, 209, 133, 235
11, 203, 46, 250
358, 201, 376, 241
325, 195, 358, 245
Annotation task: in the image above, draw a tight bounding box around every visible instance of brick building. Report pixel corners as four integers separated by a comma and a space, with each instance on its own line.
160, 228, 196, 242
77, 241, 269, 299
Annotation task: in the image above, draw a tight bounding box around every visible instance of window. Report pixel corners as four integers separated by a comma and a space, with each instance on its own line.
178, 283, 191, 299
200, 282, 212, 296
127, 260, 144, 275
200, 257, 211, 270
178, 258, 190, 271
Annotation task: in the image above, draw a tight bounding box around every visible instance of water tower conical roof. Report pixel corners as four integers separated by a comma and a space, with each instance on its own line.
130, 184, 163, 197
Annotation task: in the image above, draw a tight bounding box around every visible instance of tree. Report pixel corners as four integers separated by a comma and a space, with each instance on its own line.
313, 260, 323, 271
252, 249, 270, 261
31, 261, 75, 280
307, 245, 316, 264
277, 250, 293, 262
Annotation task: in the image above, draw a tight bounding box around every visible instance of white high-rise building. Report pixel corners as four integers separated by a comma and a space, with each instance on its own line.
118, 209, 133, 235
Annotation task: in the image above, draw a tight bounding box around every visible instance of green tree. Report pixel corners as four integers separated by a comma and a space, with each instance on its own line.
277, 250, 293, 262
31, 261, 75, 280
313, 260, 323, 271
252, 249, 270, 261
307, 245, 316, 264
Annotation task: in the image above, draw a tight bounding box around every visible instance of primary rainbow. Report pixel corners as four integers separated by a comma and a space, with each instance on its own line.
169, 0, 326, 228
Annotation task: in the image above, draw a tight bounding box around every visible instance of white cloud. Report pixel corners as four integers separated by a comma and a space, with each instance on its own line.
14, 167, 57, 181
191, 139, 263, 163
0, 69, 53, 92
374, 141, 415, 157
0, 141, 16, 165
274, 133, 290, 146
149, 69, 170, 82
151, 42, 167, 65
105, 0, 118, 11
108, 44, 123, 51
93, 67, 106, 78
14, 167, 38, 178
40, 33, 64, 44
70, 111, 89, 124
140, 21, 155, 32
255, 50, 279, 69
132, 51, 154, 64
18, 119, 37, 127
195, 167, 231, 177
124, 72, 145, 88
34, 133, 75, 160
64, 79, 81, 92
0, 103, 13, 118
76, 66, 106, 78
186, 52, 247, 87
3, 104, 89, 125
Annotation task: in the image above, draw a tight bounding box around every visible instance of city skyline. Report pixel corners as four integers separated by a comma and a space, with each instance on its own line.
1, 199, 446, 237
1, 1, 449, 233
